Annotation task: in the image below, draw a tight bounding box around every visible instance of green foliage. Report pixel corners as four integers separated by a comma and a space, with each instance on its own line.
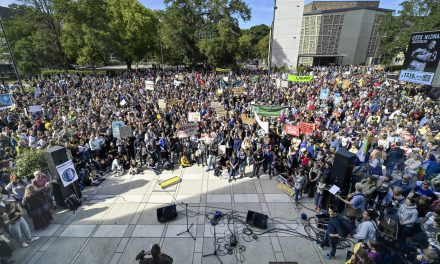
13, 149, 48, 180
378, 0, 440, 64
107, 0, 159, 69
238, 24, 270, 61
256, 33, 270, 61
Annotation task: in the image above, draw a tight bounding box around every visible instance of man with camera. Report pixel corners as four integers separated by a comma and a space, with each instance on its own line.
136, 244, 173, 264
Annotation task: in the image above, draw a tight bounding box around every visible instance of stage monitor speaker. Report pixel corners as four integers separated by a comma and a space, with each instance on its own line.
52, 180, 82, 207
45, 146, 69, 180
246, 210, 268, 229
157, 205, 177, 223
330, 148, 356, 194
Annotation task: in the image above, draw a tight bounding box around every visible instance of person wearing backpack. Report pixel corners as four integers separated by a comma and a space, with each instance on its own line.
317, 205, 346, 259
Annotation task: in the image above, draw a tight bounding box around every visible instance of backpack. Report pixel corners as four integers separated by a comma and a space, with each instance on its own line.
65, 194, 81, 212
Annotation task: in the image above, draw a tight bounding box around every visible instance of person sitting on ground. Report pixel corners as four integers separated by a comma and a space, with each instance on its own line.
138, 243, 173, 264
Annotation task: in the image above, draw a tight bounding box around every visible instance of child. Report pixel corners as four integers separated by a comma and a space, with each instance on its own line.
111, 156, 124, 176
315, 176, 327, 212
294, 170, 305, 203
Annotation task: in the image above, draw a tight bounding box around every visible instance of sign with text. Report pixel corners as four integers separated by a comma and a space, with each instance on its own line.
188, 112, 201, 122
158, 99, 166, 109
342, 80, 350, 89
112, 121, 125, 138
241, 114, 255, 126
56, 160, 78, 187
0, 94, 14, 111
211, 102, 226, 117
319, 89, 329, 100
299, 122, 315, 135
285, 125, 300, 137
177, 123, 198, 138
399, 30, 440, 85
145, 80, 155, 91
287, 75, 313, 82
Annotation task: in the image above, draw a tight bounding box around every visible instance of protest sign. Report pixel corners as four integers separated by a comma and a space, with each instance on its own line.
120, 99, 127, 106
56, 160, 78, 187
211, 102, 226, 116
281, 80, 289, 88
223, 76, 229, 82
145, 80, 155, 91
333, 93, 342, 105
251, 104, 288, 117
117, 126, 133, 138
158, 99, 166, 109
276, 79, 281, 89
0, 94, 14, 111
241, 114, 255, 126
167, 99, 184, 106
178, 74, 185, 81
320, 89, 329, 100
215, 68, 231, 73
112, 121, 125, 138
231, 87, 244, 95
342, 80, 350, 89
177, 123, 198, 138
287, 75, 313, 82
173, 80, 181, 87
188, 112, 201, 122
29, 105, 42, 113
299, 122, 315, 135
285, 125, 300, 137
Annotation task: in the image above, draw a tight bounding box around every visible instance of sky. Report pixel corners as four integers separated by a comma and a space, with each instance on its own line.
1, 0, 404, 28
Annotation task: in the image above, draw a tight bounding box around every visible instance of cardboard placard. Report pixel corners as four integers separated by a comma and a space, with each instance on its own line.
167, 99, 184, 106
145, 80, 155, 91
299, 122, 315, 135
231, 87, 244, 95
188, 112, 201, 122
285, 125, 300, 137
158, 99, 166, 109
211, 102, 226, 116
117, 126, 133, 138
342, 80, 350, 89
241, 114, 255, 125
178, 123, 198, 138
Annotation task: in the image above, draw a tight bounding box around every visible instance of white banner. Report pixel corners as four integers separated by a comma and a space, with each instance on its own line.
177, 123, 198, 138
145, 80, 155, 90
188, 112, 201, 122
29, 105, 42, 113
56, 160, 79, 187
158, 99, 166, 109
399, 70, 434, 85
255, 113, 269, 134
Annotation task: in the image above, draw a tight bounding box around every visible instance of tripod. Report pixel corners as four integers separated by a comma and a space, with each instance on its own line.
176, 203, 196, 240
202, 222, 223, 264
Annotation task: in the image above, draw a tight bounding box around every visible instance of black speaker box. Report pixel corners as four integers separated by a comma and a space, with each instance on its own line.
52, 180, 82, 207
330, 148, 356, 194
157, 205, 177, 222
246, 210, 268, 229
45, 146, 70, 180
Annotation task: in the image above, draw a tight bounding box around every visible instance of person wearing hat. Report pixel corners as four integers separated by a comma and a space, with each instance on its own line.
2, 202, 39, 248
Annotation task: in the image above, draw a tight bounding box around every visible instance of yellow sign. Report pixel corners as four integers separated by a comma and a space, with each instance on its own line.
241, 114, 255, 125
232, 87, 244, 95
342, 80, 350, 89
277, 183, 294, 197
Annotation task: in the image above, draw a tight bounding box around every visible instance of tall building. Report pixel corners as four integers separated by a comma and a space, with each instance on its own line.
298, 1, 392, 66
271, 0, 304, 69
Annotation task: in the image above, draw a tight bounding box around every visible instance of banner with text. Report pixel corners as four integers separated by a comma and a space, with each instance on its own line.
299, 122, 315, 136
251, 104, 288, 117
285, 125, 300, 137
177, 123, 199, 138
287, 75, 313, 82
188, 112, 201, 122
399, 30, 440, 85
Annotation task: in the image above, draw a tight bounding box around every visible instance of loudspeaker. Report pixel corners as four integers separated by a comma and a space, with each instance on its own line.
52, 180, 82, 207
157, 205, 177, 222
246, 210, 268, 229
330, 148, 356, 194
45, 146, 70, 180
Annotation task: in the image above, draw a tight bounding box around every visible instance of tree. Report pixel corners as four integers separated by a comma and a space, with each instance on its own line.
61, 0, 112, 70
256, 32, 270, 61
238, 24, 270, 61
107, 0, 159, 69
378, 0, 440, 63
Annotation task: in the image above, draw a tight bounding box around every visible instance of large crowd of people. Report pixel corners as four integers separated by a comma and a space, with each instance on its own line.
0, 65, 439, 263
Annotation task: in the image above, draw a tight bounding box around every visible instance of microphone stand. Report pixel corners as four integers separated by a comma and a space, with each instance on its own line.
202, 222, 223, 264
176, 202, 195, 240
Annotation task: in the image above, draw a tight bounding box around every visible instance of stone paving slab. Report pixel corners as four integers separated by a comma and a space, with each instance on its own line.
9, 165, 331, 264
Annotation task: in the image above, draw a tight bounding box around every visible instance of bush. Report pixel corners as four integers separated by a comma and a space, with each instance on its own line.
13, 149, 48, 180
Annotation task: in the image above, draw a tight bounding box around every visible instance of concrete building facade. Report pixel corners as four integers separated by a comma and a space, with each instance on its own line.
271, 0, 304, 69
271, 1, 392, 68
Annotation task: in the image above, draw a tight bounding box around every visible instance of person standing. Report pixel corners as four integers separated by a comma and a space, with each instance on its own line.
138, 244, 173, 264
252, 148, 264, 178
2, 202, 39, 248
294, 171, 305, 203
317, 205, 345, 259
22, 184, 53, 230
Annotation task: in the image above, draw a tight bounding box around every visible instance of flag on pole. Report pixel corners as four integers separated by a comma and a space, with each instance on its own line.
255, 113, 269, 134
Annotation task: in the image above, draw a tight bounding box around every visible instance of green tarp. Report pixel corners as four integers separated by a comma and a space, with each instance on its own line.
287, 75, 313, 82
251, 104, 288, 117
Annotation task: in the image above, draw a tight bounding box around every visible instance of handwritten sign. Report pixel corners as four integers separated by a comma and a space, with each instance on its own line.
158, 99, 166, 109
299, 122, 315, 136
342, 80, 350, 89
285, 125, 300, 137
188, 112, 201, 122
241, 114, 255, 126
145, 80, 155, 91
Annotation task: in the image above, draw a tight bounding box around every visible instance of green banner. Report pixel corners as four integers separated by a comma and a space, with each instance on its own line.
251, 104, 288, 117
287, 75, 313, 82
251, 75, 259, 84
216, 68, 231, 73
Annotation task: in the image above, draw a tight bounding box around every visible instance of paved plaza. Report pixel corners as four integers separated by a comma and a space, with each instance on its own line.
11, 166, 344, 264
